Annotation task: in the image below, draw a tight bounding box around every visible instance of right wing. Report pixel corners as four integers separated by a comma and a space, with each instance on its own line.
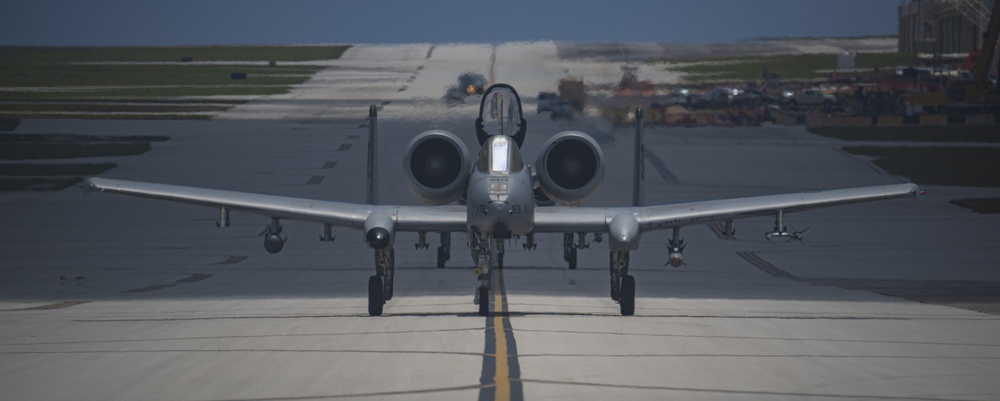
84, 177, 467, 233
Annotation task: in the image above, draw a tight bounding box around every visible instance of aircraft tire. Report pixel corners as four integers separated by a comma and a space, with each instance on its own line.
497, 253, 504, 270
437, 247, 446, 269
478, 287, 490, 316
368, 275, 384, 316
568, 247, 577, 270
620, 275, 635, 316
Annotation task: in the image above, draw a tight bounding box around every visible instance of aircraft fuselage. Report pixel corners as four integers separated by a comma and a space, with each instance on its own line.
466, 135, 535, 240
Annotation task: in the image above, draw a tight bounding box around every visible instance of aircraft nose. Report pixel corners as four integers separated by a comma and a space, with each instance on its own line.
488, 201, 513, 238
489, 201, 510, 217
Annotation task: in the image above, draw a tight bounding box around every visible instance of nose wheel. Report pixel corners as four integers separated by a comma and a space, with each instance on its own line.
472, 233, 494, 316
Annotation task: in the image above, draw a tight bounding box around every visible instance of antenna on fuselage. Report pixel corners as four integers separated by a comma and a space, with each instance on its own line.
366, 104, 379, 205
632, 107, 645, 207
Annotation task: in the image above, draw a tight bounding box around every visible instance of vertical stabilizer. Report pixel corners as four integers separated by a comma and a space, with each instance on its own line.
632, 107, 645, 207
366, 105, 379, 205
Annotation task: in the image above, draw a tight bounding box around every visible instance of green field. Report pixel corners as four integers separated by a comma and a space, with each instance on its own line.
0, 133, 167, 191
0, 162, 116, 176
0, 45, 349, 118
0, 177, 83, 191
809, 125, 1000, 143
0, 133, 170, 143
950, 198, 1000, 214
671, 52, 917, 82
843, 146, 1000, 187
0, 64, 320, 88
0, 45, 350, 63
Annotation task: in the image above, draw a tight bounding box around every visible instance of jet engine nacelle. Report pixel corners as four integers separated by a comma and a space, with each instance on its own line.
264, 231, 287, 254
404, 130, 470, 205
536, 131, 605, 205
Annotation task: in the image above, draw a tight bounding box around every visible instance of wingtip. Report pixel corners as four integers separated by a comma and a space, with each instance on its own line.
80, 179, 94, 194
80, 177, 103, 194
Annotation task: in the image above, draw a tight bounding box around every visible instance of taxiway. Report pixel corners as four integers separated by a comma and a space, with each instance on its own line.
1, 42, 999, 401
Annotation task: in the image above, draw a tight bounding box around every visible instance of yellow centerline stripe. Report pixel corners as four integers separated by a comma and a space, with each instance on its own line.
493, 270, 510, 401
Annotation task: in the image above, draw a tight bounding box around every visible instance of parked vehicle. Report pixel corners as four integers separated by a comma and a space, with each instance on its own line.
782, 88, 835, 109
537, 92, 559, 114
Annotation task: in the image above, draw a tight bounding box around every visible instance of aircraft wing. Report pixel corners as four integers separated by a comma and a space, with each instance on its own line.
84, 177, 467, 233
532, 183, 920, 233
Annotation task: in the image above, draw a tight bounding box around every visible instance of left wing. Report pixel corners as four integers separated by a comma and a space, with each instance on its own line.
84, 177, 467, 233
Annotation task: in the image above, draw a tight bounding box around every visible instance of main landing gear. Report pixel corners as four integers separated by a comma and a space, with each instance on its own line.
436, 232, 451, 268
563, 232, 601, 270
563, 234, 577, 269
368, 247, 394, 316
610, 250, 635, 316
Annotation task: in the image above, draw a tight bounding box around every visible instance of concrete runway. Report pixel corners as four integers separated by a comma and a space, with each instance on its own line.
2, 43, 999, 401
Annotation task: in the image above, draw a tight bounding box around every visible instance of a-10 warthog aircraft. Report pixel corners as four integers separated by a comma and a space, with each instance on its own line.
85, 84, 921, 316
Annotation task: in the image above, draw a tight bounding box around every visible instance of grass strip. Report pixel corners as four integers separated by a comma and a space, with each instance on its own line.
950, 198, 1000, 214
0, 142, 152, 160
672, 52, 916, 82
0, 162, 116, 176
844, 146, 1000, 187
810, 126, 1000, 143
0, 86, 291, 101
0, 103, 229, 113
0, 118, 18, 131
0, 133, 169, 142
0, 64, 323, 88
0, 45, 351, 63
0, 177, 83, 191
0, 113, 212, 120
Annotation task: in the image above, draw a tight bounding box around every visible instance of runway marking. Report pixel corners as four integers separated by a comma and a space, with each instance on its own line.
338, 143, 352, 151
123, 272, 214, 293
738, 251, 1000, 315
515, 378, 966, 401
211, 255, 247, 265
306, 175, 325, 185
489, 45, 496, 85
643, 148, 680, 184
124, 284, 174, 293
737, 251, 795, 279
321, 161, 338, 169
479, 268, 523, 401
175, 273, 213, 284
3, 301, 90, 311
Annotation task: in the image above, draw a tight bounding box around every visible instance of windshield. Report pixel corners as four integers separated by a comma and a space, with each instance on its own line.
491, 136, 510, 173
477, 134, 523, 174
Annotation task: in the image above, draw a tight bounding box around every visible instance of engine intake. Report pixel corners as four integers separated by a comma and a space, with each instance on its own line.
536, 131, 604, 204
404, 130, 470, 205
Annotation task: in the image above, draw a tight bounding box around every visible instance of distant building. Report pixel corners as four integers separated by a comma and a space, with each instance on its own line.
898, 0, 996, 54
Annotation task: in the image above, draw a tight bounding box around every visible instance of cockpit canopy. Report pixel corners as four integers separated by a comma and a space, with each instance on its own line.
476, 84, 526, 148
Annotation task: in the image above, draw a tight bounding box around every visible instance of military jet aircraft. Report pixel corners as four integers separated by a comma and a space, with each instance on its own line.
85, 84, 920, 316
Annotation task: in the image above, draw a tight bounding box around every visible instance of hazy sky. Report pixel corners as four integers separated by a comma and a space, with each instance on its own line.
2, 0, 901, 46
